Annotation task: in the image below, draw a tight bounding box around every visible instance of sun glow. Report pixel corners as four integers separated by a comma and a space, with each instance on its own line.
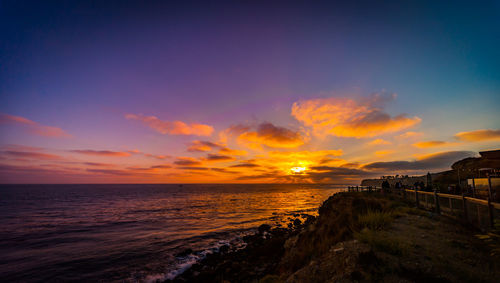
290, 166, 307, 174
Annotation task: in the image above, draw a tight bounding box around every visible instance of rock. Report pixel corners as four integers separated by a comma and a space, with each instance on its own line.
293, 218, 302, 227
258, 224, 271, 234
175, 248, 193, 257
219, 245, 229, 254
333, 247, 344, 253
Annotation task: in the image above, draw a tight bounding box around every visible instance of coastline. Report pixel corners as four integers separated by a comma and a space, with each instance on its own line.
169, 191, 499, 282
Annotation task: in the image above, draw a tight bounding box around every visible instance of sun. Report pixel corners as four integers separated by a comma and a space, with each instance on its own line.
290, 166, 307, 174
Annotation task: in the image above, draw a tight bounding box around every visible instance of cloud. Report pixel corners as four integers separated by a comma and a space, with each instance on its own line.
177, 166, 209, 171
150, 164, 172, 169
454, 129, 500, 142
291, 93, 421, 138
230, 163, 260, 168
398, 131, 423, 139
71, 150, 131, 157
237, 122, 305, 149
374, 150, 394, 157
86, 169, 133, 176
202, 154, 236, 162
0, 150, 63, 160
267, 149, 343, 160
187, 140, 221, 152
173, 157, 202, 166
126, 114, 213, 136
0, 113, 71, 138
412, 141, 456, 148
83, 162, 115, 167
368, 139, 392, 146
363, 151, 477, 171
218, 147, 247, 156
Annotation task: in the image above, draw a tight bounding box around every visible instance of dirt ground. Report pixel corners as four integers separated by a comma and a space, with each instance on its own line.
285, 208, 499, 283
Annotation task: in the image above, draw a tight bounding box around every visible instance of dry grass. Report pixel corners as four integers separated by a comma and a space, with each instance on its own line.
355, 228, 406, 256
357, 210, 395, 230
279, 193, 393, 272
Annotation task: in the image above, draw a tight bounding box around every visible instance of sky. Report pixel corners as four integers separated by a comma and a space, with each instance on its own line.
0, 0, 499, 184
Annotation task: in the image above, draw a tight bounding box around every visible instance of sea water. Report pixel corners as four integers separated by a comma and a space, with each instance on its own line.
0, 184, 344, 282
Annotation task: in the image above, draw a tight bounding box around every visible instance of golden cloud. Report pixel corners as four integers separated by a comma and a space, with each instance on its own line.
126, 114, 213, 136
398, 131, 423, 139
173, 157, 202, 166
187, 140, 222, 152
412, 141, 456, 148
454, 129, 500, 142
218, 147, 247, 156
375, 150, 395, 157
291, 94, 421, 138
368, 138, 392, 146
237, 122, 305, 149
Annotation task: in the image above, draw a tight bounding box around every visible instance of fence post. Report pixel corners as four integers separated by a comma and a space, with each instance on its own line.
488, 197, 494, 229
415, 189, 419, 208
472, 177, 476, 198
403, 189, 407, 200
462, 194, 468, 222
487, 176, 493, 201
434, 191, 440, 214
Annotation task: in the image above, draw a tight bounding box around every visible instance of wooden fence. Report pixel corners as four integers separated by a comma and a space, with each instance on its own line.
345, 186, 500, 231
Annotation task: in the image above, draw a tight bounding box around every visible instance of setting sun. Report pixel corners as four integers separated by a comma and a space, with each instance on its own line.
290, 167, 307, 174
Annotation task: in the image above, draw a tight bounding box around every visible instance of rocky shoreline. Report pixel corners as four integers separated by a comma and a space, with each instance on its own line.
168, 192, 499, 283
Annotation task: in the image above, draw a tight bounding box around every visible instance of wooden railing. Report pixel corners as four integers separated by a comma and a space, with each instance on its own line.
399, 189, 499, 231
342, 186, 500, 231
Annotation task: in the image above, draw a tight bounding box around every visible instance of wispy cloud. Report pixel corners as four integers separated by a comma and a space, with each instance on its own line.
455, 129, 500, 142
368, 138, 392, 146
374, 150, 394, 157
0, 150, 63, 160
71, 150, 131, 157
187, 140, 222, 152
126, 114, 213, 136
82, 162, 115, 167
291, 93, 421, 138
173, 157, 202, 166
202, 154, 236, 162
398, 131, 423, 139
412, 140, 457, 148
0, 113, 71, 138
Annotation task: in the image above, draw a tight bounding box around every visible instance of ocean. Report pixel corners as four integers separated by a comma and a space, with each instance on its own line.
0, 184, 344, 282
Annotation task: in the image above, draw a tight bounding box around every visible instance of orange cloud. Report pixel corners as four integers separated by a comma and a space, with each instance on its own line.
291, 93, 421, 138
218, 147, 247, 156
0, 150, 63, 160
187, 140, 222, 152
173, 157, 202, 166
454, 129, 500, 142
237, 122, 305, 149
202, 154, 236, 162
398, 131, 423, 139
368, 138, 392, 146
71, 150, 131, 157
126, 114, 213, 136
375, 150, 395, 157
413, 141, 456, 148
0, 113, 71, 138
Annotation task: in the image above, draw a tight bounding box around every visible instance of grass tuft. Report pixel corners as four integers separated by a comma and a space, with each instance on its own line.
357, 210, 394, 230
355, 229, 406, 256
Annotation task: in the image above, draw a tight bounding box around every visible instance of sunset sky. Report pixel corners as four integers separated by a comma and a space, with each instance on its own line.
1, 1, 499, 183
